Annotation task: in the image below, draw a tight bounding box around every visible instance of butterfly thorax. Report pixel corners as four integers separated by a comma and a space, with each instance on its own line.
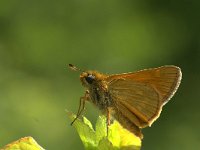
80, 70, 113, 110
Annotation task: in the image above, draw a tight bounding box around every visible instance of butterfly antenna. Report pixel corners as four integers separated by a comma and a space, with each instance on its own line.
68, 64, 84, 72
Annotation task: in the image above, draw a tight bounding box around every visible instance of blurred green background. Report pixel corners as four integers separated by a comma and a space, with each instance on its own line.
0, 0, 200, 150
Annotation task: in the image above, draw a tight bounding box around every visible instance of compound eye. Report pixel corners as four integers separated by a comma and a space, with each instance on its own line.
85, 74, 95, 84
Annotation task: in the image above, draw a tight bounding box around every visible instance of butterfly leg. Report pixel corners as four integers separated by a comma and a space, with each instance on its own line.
71, 90, 90, 125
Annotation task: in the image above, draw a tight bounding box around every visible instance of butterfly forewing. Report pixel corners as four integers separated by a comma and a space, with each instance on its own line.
106, 66, 181, 128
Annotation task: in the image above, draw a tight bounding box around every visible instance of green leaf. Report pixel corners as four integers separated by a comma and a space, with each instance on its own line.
1, 137, 45, 150
66, 110, 141, 150
66, 110, 96, 149
95, 115, 107, 143
98, 138, 115, 150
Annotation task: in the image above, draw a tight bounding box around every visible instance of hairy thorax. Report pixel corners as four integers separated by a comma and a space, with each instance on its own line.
88, 82, 113, 110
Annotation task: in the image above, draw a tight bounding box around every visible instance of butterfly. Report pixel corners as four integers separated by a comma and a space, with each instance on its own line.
69, 64, 182, 139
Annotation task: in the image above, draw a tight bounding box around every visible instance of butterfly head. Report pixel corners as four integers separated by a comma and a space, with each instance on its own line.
80, 71, 97, 87
68, 64, 105, 88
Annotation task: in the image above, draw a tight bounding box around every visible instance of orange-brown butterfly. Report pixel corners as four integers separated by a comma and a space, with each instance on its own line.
69, 64, 182, 139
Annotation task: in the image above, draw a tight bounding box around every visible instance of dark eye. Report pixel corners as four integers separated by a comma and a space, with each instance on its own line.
85, 74, 95, 84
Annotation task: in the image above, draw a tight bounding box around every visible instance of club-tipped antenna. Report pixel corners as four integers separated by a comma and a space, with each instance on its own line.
68, 64, 84, 72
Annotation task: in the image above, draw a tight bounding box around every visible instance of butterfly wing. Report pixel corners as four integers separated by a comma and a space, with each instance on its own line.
106, 66, 182, 130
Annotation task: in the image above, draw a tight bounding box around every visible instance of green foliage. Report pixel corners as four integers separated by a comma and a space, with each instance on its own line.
66, 110, 141, 150
1, 137, 44, 150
